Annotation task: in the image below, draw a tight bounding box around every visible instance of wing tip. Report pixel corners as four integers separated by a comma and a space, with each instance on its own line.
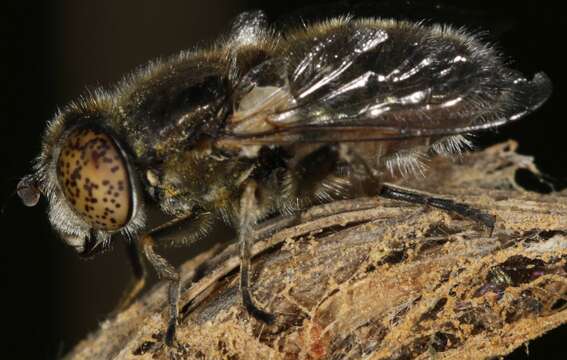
517, 71, 553, 114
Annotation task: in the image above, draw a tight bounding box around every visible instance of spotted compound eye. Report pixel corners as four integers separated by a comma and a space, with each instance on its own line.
57, 128, 132, 231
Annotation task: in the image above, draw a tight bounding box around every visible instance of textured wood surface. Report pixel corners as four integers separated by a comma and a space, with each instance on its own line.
66, 142, 567, 359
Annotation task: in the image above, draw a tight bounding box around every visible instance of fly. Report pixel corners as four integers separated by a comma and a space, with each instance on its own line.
17, 11, 551, 345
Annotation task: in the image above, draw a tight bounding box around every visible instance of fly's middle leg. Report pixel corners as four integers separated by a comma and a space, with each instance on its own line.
238, 180, 275, 323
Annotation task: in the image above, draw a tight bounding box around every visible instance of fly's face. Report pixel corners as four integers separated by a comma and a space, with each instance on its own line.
16, 52, 231, 256
18, 105, 146, 256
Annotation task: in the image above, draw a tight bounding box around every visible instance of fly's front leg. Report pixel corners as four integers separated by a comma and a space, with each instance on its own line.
239, 181, 275, 323
139, 211, 213, 346
113, 239, 147, 313
141, 234, 180, 346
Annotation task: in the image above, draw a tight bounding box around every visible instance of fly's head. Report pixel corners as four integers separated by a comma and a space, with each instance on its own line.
18, 96, 146, 256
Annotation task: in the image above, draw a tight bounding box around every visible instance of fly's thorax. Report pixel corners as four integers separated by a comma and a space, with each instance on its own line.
144, 145, 256, 219
113, 52, 231, 160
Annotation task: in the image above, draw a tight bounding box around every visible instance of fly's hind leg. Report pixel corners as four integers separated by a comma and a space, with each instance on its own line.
239, 180, 275, 323
379, 184, 495, 233
349, 149, 495, 232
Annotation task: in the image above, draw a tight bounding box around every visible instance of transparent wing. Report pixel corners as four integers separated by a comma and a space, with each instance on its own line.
222, 20, 552, 145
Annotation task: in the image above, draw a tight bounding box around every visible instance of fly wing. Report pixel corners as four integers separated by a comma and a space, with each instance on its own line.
222, 19, 551, 145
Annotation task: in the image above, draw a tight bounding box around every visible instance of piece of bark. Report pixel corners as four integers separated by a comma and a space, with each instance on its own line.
66, 141, 567, 360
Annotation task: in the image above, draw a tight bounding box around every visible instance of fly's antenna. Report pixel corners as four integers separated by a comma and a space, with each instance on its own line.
2, 174, 40, 216
16, 174, 41, 207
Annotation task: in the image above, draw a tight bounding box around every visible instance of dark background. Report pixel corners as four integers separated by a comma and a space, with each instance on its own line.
1, 1, 565, 358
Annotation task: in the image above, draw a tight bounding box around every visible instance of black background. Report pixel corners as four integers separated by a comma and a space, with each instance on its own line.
1, 1, 565, 358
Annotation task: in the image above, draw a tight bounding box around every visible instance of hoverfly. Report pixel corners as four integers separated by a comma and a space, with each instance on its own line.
17, 11, 551, 345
